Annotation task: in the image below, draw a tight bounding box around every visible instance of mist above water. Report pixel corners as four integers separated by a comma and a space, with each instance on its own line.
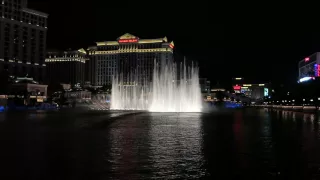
111, 59, 202, 112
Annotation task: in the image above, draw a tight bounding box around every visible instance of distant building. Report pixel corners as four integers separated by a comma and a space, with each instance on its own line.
298, 53, 320, 82
45, 49, 88, 85
209, 83, 226, 102
7, 77, 47, 106
64, 90, 91, 101
232, 78, 270, 101
199, 78, 210, 100
199, 78, 210, 94
233, 83, 269, 100
232, 77, 244, 93
88, 33, 174, 86
0, 0, 48, 82
86, 46, 98, 86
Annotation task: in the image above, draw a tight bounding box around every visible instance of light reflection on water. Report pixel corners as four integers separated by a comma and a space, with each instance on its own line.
1, 109, 320, 178
107, 112, 205, 179
149, 113, 205, 178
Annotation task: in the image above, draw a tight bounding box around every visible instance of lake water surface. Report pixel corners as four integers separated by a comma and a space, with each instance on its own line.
0, 108, 319, 179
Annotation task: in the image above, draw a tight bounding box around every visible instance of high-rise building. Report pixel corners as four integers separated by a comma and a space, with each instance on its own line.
45, 49, 88, 85
298, 52, 320, 82
0, 0, 48, 82
88, 33, 174, 86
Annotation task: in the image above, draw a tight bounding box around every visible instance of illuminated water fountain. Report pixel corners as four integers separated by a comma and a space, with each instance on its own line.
111, 59, 202, 112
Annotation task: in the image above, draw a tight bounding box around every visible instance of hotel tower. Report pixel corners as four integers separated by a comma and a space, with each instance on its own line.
88, 33, 174, 86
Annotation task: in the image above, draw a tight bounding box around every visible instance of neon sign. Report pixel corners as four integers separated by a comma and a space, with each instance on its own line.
305, 57, 310, 62
118, 39, 138, 43
299, 76, 314, 83
233, 85, 241, 90
315, 64, 320, 77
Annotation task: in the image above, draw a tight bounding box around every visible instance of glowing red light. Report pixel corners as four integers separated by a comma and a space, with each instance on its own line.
118, 39, 138, 43
305, 57, 310, 62
233, 85, 241, 90
169, 44, 174, 49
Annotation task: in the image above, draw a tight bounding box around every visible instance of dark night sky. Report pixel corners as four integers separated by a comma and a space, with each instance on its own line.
27, 0, 319, 86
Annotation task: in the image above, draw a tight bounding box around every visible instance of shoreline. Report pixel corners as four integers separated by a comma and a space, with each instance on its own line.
252, 105, 319, 112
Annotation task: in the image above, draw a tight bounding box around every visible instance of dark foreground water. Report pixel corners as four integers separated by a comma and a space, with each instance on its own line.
0, 108, 320, 179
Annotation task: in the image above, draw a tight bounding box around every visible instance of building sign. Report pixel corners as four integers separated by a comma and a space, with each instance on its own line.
241, 87, 249, 93
118, 39, 139, 43
264, 88, 269, 97
315, 64, 320, 77
299, 76, 314, 83
305, 57, 310, 62
117, 33, 139, 43
233, 85, 241, 90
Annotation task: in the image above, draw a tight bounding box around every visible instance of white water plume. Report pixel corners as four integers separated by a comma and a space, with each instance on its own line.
111, 59, 202, 112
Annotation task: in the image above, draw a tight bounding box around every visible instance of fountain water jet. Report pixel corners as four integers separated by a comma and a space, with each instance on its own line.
111, 59, 202, 112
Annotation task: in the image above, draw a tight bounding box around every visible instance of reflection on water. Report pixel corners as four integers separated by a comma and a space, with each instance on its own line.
1, 109, 320, 179
148, 113, 205, 178
107, 113, 205, 179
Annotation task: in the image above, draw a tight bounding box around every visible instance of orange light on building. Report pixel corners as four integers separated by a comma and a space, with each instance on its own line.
169, 41, 174, 49
118, 39, 138, 43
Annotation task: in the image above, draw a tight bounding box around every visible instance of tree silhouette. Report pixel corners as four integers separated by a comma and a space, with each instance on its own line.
101, 84, 112, 92
47, 82, 64, 96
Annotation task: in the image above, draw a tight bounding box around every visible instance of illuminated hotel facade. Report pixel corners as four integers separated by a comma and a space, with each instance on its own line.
0, 0, 48, 82
45, 49, 88, 85
298, 52, 320, 83
88, 33, 174, 86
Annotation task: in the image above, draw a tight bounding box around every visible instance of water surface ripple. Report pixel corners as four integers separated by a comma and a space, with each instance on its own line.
0, 109, 319, 179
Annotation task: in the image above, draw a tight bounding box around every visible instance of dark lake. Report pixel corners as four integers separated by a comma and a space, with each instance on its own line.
0, 108, 319, 179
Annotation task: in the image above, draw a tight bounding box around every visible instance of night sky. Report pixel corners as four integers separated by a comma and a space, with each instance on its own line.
28, 0, 319, 86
